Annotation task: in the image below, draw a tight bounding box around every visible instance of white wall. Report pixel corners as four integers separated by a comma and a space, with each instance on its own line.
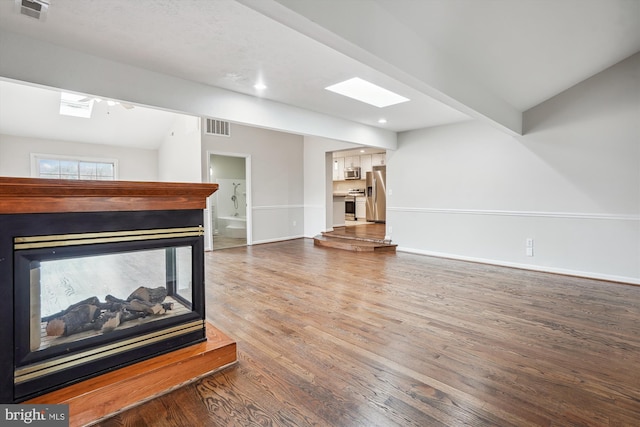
201, 122, 305, 244
0, 134, 158, 180
388, 53, 640, 284
158, 115, 201, 182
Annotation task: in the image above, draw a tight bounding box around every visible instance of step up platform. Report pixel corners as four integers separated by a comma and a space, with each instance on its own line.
313, 232, 397, 252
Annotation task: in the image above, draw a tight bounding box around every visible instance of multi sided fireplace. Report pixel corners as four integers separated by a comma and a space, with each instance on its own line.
0, 178, 218, 403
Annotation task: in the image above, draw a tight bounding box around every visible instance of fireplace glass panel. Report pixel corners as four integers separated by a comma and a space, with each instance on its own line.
175, 246, 193, 302
29, 246, 193, 352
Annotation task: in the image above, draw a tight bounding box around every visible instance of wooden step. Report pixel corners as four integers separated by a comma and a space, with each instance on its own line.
321, 230, 390, 244
313, 234, 397, 252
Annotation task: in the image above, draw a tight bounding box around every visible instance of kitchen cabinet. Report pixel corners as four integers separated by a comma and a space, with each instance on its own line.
355, 196, 366, 220
344, 156, 360, 168
372, 153, 386, 166
333, 153, 384, 181
359, 155, 372, 179
333, 157, 344, 181
333, 195, 346, 227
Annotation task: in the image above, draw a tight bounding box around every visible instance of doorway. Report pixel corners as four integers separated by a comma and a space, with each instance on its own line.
208, 153, 251, 250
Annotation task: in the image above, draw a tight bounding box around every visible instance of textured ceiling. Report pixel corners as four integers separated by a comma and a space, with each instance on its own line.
0, 0, 638, 147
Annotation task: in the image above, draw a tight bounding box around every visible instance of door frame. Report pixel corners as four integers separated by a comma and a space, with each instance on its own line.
205, 150, 252, 250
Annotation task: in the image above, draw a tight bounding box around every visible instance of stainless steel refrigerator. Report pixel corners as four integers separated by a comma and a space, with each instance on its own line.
366, 165, 386, 223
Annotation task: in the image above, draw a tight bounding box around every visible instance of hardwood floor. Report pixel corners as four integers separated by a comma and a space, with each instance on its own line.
96, 238, 640, 426
325, 223, 386, 241
212, 234, 247, 250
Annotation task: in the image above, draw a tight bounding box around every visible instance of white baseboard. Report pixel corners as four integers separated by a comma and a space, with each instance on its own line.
251, 234, 305, 245
397, 247, 640, 285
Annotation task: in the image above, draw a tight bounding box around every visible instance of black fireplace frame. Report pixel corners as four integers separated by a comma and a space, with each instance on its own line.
1, 209, 207, 403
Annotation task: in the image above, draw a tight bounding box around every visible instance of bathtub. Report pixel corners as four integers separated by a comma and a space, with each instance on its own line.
218, 216, 247, 238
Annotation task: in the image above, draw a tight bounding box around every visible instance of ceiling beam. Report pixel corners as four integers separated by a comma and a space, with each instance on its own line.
0, 29, 397, 150
238, 0, 523, 136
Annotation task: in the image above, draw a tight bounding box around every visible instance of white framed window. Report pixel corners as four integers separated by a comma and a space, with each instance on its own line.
31, 153, 118, 180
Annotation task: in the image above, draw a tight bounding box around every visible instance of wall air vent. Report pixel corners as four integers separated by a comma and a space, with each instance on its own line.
15, 0, 49, 20
205, 118, 231, 137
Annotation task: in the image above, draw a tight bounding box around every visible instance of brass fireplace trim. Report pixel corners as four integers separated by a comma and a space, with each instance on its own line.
14, 320, 205, 384
14, 226, 204, 250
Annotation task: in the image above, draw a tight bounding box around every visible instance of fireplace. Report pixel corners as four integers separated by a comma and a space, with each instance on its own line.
0, 178, 218, 403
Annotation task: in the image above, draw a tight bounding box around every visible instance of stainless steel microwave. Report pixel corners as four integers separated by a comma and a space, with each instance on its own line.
344, 167, 361, 180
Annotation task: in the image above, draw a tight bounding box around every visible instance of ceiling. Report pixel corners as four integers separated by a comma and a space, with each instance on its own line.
0, 0, 638, 148
0, 80, 187, 149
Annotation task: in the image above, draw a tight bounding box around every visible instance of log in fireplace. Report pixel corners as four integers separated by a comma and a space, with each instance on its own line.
0, 178, 218, 403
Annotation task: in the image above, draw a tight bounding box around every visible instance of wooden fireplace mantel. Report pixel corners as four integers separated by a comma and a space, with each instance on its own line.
0, 177, 218, 214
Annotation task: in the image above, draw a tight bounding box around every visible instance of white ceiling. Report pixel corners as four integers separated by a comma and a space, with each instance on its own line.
374, 0, 640, 111
0, 80, 186, 149
0, 0, 638, 148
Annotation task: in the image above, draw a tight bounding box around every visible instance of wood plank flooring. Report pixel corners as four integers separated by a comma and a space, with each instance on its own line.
212, 234, 247, 250
327, 223, 387, 241
96, 238, 640, 426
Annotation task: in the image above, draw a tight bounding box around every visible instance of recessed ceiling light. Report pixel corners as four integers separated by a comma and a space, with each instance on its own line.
378, 118, 387, 124
325, 77, 410, 108
254, 83, 267, 90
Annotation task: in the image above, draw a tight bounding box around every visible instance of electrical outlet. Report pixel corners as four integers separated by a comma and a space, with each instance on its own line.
388, 225, 392, 234
293, 220, 296, 227
526, 238, 534, 256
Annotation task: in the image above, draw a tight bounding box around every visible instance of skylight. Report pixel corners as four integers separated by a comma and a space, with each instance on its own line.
325, 77, 410, 108
59, 92, 93, 118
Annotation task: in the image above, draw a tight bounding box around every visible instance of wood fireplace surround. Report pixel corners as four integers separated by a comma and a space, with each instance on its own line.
0, 177, 224, 404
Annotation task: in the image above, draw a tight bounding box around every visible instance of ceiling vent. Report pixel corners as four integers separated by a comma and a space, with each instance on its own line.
15, 0, 49, 20
205, 118, 231, 137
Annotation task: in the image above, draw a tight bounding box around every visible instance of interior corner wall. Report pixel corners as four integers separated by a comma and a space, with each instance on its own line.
0, 134, 158, 181
387, 53, 640, 284
158, 115, 201, 183
201, 122, 304, 244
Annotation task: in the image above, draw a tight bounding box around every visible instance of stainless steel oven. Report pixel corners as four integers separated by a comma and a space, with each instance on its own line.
345, 195, 356, 220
